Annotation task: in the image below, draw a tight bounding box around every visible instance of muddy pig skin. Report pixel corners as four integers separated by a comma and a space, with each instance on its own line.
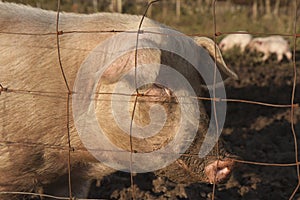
0, 2, 236, 199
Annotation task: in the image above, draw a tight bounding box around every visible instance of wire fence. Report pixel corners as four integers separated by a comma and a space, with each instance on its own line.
0, 0, 299, 199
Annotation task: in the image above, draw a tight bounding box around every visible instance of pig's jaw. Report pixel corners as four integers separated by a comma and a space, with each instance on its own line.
204, 159, 234, 184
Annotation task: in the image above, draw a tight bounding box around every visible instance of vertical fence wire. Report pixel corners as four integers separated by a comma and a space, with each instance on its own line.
211, 1, 219, 199
289, 0, 299, 199
55, 0, 73, 199
130, 1, 161, 199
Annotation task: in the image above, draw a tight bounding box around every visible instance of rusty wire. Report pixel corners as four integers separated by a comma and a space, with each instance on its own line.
1, 87, 298, 107
211, 0, 219, 199
288, 0, 299, 199
55, 0, 73, 199
129, 1, 161, 199
2, 138, 300, 167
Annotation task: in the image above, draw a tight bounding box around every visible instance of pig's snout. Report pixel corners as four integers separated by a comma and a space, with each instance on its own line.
205, 158, 235, 184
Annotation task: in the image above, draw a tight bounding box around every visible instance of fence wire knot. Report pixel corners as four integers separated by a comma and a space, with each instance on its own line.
213, 97, 221, 102
138, 29, 144, 34
57, 30, 64, 35
0, 84, 7, 95
215, 32, 222, 36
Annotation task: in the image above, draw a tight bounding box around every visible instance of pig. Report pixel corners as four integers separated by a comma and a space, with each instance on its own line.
0, 2, 237, 199
219, 32, 252, 53
247, 36, 292, 62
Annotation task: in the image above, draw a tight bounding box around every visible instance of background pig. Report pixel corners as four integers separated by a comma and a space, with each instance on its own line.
0, 2, 237, 199
247, 36, 292, 62
219, 32, 252, 53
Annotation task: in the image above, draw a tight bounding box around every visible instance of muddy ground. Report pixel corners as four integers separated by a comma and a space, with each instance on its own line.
85, 50, 300, 200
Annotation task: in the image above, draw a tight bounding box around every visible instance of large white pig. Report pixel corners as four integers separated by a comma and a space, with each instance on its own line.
247, 36, 292, 62
0, 2, 237, 199
219, 32, 252, 53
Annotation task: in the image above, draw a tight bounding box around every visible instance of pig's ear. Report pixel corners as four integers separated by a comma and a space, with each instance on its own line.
193, 37, 238, 81
219, 43, 225, 49
256, 40, 263, 45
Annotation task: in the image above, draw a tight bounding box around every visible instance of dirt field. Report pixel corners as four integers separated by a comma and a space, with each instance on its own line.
87, 51, 300, 200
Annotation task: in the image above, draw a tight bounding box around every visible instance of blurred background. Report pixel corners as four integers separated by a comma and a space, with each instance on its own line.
2, 0, 300, 42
